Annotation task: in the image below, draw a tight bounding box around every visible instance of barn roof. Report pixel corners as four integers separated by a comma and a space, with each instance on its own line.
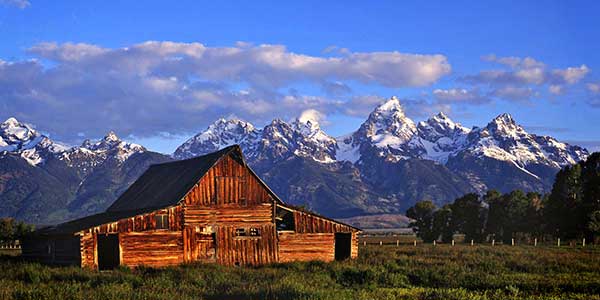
107, 145, 238, 212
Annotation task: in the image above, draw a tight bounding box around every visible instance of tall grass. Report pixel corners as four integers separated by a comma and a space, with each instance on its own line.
0, 245, 598, 300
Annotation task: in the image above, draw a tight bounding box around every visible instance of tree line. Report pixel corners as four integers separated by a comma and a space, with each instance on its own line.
0, 218, 34, 242
407, 152, 600, 244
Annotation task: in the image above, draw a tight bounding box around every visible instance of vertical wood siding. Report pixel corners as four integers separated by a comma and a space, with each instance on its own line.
182, 155, 272, 206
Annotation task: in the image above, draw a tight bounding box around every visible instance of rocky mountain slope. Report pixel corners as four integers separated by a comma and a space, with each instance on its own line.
0, 119, 171, 224
174, 96, 588, 213
0, 96, 589, 224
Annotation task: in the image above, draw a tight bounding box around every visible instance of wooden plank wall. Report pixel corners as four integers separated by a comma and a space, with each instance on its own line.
293, 210, 355, 234
184, 204, 277, 265
278, 232, 335, 262
214, 225, 277, 266
182, 155, 272, 206
181, 154, 279, 266
79, 206, 184, 269
120, 232, 183, 267
351, 232, 359, 259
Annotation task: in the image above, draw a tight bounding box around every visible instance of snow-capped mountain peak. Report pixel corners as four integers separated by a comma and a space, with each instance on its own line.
359, 96, 417, 148
0, 117, 40, 151
172, 117, 259, 159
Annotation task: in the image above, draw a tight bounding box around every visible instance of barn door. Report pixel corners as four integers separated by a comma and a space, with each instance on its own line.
334, 233, 351, 261
195, 232, 216, 262
97, 234, 120, 270
185, 226, 216, 263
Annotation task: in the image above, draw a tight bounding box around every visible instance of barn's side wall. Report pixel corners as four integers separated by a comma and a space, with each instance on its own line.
182, 154, 278, 266
79, 206, 184, 269
277, 207, 359, 261
278, 232, 335, 262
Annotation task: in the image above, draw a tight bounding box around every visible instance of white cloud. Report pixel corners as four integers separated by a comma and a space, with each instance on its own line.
549, 85, 563, 95
298, 109, 327, 125
0, 0, 30, 8
491, 86, 537, 101
432, 88, 491, 105
0, 41, 453, 141
550, 65, 589, 84
588, 82, 600, 94
468, 54, 590, 87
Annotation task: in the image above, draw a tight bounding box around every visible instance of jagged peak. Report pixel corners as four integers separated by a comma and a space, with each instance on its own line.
492, 113, 516, 125
3, 117, 21, 126
103, 130, 120, 142
374, 96, 406, 115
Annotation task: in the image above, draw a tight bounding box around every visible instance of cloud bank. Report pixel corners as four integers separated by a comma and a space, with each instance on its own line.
0, 41, 451, 141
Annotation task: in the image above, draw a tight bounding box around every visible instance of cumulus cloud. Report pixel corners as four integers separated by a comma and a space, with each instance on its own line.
0, 0, 30, 8
587, 82, 600, 94
549, 85, 563, 95
432, 88, 491, 105
490, 86, 537, 101
466, 54, 590, 87
0, 41, 452, 141
298, 109, 328, 125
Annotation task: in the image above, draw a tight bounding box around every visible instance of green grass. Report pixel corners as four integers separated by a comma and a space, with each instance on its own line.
0, 245, 598, 300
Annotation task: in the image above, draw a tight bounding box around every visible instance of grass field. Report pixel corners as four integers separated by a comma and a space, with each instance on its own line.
0, 245, 598, 300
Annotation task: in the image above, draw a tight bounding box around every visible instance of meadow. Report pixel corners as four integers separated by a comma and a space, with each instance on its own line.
0, 245, 598, 300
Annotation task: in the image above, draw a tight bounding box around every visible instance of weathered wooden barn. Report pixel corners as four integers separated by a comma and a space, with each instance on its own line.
22, 145, 360, 269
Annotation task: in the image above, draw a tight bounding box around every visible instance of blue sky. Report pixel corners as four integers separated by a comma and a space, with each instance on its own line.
1, 0, 599, 153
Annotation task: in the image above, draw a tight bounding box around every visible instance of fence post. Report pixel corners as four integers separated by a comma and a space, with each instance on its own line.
379, 241, 382, 246
471, 239, 474, 246
534, 238, 537, 247
583, 238, 586, 247
451, 240, 455, 246
511, 238, 515, 246
492, 239, 495, 246
396, 240, 399, 247
557, 238, 560, 247
363, 241, 366, 246
413, 240, 417, 247
433, 240, 436, 246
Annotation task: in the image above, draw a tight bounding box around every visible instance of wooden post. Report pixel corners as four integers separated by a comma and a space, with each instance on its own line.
492, 239, 495, 246
363, 241, 366, 246
511, 238, 514, 246
396, 240, 399, 247
379, 241, 382, 246
583, 238, 586, 247
557, 238, 560, 247
413, 240, 417, 247
471, 240, 474, 246
534, 238, 537, 247
451, 240, 455, 246
433, 240, 436, 246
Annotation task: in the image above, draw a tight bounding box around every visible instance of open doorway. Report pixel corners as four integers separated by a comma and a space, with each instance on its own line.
97, 234, 120, 270
334, 233, 351, 261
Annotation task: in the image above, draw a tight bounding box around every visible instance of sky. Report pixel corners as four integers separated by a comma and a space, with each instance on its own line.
1, 0, 599, 153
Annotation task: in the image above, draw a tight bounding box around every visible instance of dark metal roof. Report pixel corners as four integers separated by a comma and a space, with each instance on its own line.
106, 145, 238, 212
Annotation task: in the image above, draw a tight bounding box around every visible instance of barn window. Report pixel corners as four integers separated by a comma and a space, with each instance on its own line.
235, 228, 247, 236
154, 214, 168, 229
249, 228, 261, 236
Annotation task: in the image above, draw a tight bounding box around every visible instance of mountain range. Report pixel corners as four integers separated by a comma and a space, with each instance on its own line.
0, 97, 589, 224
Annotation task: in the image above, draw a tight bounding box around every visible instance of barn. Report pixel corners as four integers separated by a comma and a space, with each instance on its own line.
22, 145, 360, 269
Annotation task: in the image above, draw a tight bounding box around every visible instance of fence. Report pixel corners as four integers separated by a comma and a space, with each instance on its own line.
0, 240, 21, 250
358, 234, 594, 248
